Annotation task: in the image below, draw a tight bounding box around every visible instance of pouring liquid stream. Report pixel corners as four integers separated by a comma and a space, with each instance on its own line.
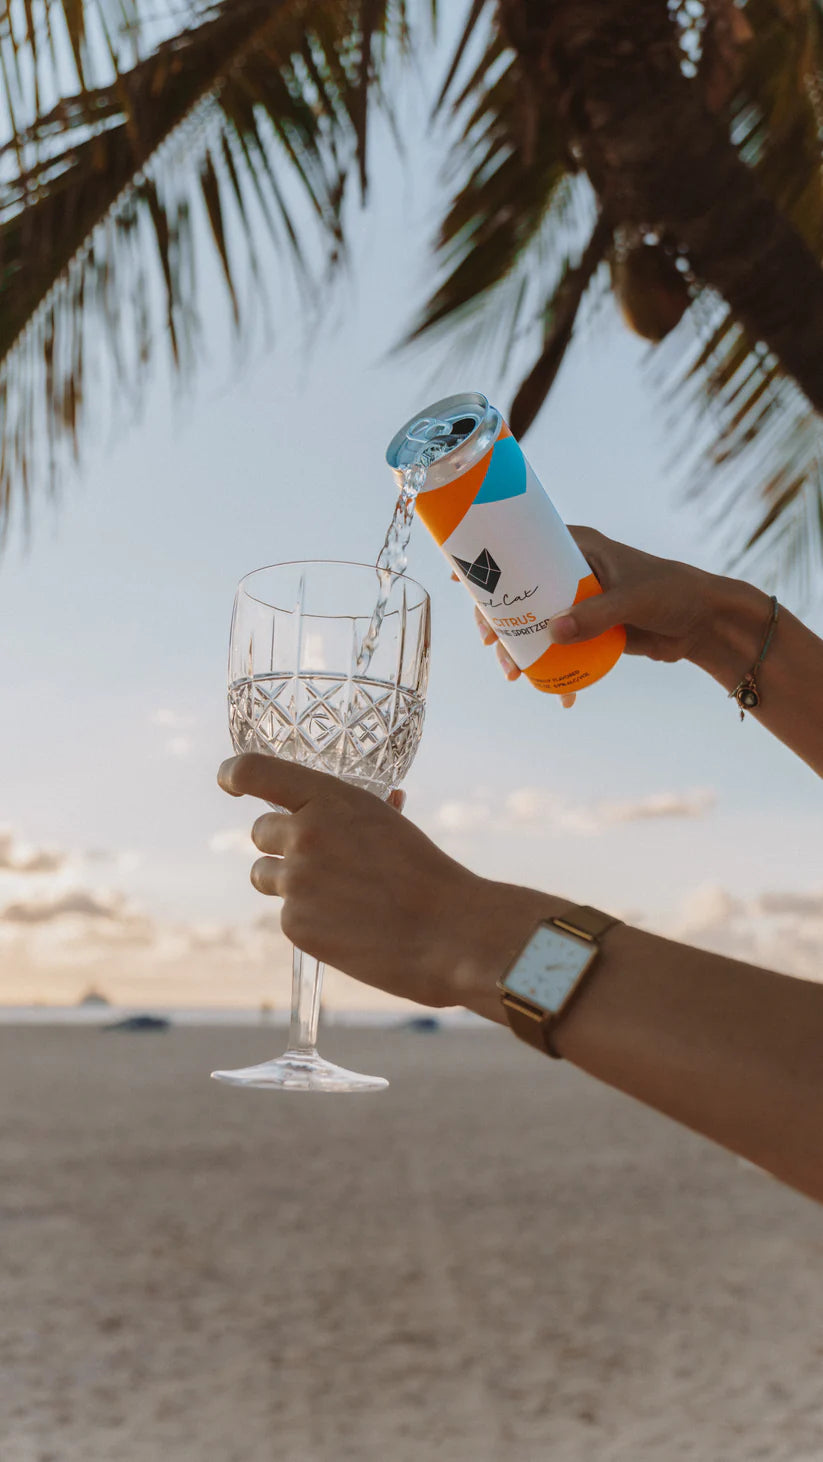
355, 460, 427, 674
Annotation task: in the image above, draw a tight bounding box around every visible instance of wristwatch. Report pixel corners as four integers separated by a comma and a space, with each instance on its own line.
498, 904, 621, 1058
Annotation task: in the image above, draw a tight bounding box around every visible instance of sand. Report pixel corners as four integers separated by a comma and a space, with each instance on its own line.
1, 1023, 822, 1462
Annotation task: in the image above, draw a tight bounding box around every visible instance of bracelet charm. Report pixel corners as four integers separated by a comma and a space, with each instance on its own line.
729, 596, 778, 721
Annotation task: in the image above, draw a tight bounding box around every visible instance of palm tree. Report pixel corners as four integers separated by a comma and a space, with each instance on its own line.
2, 0, 823, 591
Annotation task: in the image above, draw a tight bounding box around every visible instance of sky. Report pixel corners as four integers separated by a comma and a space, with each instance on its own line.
0, 50, 821, 1011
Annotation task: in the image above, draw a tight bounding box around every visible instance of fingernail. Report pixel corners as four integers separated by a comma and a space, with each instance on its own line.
495, 643, 519, 680
474, 608, 495, 644
549, 613, 577, 644
561, 693, 576, 710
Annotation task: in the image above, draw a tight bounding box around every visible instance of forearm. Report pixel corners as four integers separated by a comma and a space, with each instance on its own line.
690, 573, 823, 776
457, 887, 823, 1203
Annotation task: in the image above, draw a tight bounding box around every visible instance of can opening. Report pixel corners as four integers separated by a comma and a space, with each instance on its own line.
404, 412, 480, 466
386, 393, 495, 479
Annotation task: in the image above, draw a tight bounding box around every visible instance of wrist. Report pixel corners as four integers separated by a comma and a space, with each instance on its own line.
445, 878, 566, 1024
686, 573, 772, 690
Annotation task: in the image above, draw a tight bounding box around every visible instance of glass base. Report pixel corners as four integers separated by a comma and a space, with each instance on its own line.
210, 1049, 388, 1093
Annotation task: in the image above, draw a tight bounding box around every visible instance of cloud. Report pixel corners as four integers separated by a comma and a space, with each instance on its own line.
501, 789, 553, 826
149, 709, 193, 758
434, 786, 716, 839
502, 788, 598, 835
84, 849, 143, 873
602, 789, 716, 824
0, 831, 145, 881
665, 883, 823, 983
435, 788, 588, 835
0, 827, 67, 875
184, 923, 243, 953
0, 888, 129, 924
756, 891, 823, 919
671, 885, 746, 940
435, 801, 493, 833
150, 709, 189, 729
209, 828, 254, 855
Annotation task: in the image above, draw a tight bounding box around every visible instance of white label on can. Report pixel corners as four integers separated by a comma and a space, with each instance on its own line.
440, 443, 590, 671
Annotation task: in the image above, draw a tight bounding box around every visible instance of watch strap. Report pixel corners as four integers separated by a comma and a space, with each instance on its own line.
552, 904, 618, 942
500, 903, 621, 1059
502, 998, 555, 1056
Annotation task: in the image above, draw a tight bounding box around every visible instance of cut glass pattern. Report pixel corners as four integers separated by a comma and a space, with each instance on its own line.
229, 673, 426, 796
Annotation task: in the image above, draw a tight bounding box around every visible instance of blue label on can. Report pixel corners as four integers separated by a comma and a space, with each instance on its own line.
472, 435, 528, 505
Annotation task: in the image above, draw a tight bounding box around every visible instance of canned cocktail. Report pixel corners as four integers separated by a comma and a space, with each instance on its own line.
386, 392, 625, 695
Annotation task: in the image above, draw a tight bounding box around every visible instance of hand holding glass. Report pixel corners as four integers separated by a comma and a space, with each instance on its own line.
211, 561, 430, 1092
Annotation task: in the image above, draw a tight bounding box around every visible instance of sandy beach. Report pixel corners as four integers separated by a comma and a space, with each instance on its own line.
1, 1023, 822, 1462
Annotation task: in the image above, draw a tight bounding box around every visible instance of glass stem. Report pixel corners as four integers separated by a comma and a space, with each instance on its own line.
287, 946, 324, 1055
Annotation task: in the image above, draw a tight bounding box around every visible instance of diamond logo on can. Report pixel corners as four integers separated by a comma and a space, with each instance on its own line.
452, 548, 502, 594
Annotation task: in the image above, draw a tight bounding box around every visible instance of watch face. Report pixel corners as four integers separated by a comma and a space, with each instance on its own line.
502, 923, 593, 1012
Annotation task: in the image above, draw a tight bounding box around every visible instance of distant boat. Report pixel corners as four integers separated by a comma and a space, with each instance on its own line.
79, 988, 110, 1007
403, 1015, 441, 1034
105, 1014, 170, 1033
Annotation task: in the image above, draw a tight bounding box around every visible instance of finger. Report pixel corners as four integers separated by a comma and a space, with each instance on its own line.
218, 753, 342, 810
495, 641, 521, 681
387, 789, 407, 813
548, 587, 634, 646
250, 856, 286, 896
251, 811, 293, 855
566, 525, 616, 586
474, 605, 497, 646
561, 693, 576, 709
567, 525, 608, 559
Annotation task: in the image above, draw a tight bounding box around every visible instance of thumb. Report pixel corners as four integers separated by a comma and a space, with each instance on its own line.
550, 585, 633, 645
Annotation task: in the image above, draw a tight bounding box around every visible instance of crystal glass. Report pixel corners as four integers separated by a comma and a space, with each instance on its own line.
211, 561, 430, 1092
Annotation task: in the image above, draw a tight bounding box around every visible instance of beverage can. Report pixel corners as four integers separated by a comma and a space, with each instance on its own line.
386, 392, 625, 695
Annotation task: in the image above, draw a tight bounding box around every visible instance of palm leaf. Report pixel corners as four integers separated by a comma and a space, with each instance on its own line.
0, 0, 173, 118
0, 0, 414, 537
509, 211, 612, 437
650, 0, 823, 590
403, 9, 590, 388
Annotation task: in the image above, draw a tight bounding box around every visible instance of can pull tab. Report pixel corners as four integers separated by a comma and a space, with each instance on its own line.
406, 417, 454, 444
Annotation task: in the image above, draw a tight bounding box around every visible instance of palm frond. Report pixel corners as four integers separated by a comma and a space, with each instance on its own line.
648, 0, 823, 592
0, 0, 413, 537
404, 14, 586, 374
655, 293, 823, 596
0, 0, 175, 122
509, 211, 612, 437
431, 0, 490, 116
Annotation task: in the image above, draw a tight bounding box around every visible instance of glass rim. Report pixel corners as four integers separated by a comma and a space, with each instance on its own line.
236, 559, 430, 615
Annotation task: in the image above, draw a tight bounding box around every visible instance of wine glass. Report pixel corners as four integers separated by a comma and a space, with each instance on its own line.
211, 561, 430, 1092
